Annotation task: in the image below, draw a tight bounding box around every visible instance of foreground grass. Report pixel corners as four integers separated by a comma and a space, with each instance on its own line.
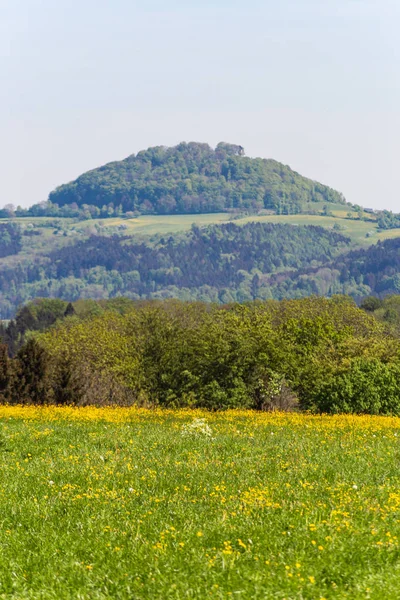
1, 408, 400, 599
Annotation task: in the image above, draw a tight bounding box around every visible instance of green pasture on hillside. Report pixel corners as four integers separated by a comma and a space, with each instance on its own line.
105, 213, 400, 247
2, 211, 400, 249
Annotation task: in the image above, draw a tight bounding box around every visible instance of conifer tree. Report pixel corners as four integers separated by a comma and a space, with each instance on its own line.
64, 302, 76, 318
16, 306, 36, 334
3, 320, 19, 357
53, 358, 82, 405
14, 339, 51, 405
0, 343, 12, 401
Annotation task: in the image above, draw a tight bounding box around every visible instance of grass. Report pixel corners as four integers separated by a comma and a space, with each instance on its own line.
1, 407, 400, 599
86, 213, 232, 236
105, 213, 400, 248
56, 213, 400, 248
4, 210, 400, 250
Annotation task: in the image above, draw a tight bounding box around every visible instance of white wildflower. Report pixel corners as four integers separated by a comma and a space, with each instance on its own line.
181, 418, 213, 439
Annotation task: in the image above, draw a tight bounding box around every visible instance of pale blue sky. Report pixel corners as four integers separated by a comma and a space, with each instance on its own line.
1, 0, 399, 209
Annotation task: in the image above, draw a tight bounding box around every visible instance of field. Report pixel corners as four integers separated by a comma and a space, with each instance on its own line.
1, 408, 400, 599
6, 211, 400, 250
79, 213, 400, 248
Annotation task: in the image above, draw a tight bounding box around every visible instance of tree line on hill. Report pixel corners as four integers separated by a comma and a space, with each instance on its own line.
46, 222, 350, 290
2, 140, 400, 231
377, 210, 400, 230
1, 295, 400, 415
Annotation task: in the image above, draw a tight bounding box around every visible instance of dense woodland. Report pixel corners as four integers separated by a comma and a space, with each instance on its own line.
46, 222, 350, 290
0, 223, 22, 258
3, 213, 400, 317
1, 295, 400, 415
3, 219, 400, 316
3, 141, 399, 228
47, 142, 346, 216
270, 238, 400, 299
0, 222, 351, 316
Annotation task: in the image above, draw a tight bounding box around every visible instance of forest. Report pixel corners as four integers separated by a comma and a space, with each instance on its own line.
47, 142, 346, 215
1, 295, 400, 415
0, 221, 352, 316
0, 223, 22, 258
1, 143, 400, 316
269, 237, 400, 299
2, 218, 400, 316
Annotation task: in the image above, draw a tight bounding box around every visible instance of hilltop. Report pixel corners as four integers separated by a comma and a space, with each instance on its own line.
48, 142, 346, 215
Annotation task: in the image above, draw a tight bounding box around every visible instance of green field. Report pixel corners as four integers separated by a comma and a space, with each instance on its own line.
6, 211, 398, 250
1, 406, 400, 599
1, 205, 399, 254
95, 212, 400, 248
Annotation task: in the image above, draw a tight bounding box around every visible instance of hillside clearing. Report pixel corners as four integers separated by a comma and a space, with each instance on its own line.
4, 212, 399, 249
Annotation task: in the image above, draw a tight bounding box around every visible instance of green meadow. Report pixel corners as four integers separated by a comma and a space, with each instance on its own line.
1, 407, 400, 599
6, 211, 399, 249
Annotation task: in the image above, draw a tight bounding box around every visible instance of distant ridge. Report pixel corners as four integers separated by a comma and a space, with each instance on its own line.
49, 142, 345, 215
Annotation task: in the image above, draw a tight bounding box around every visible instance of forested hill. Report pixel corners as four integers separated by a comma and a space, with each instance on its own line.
0, 222, 350, 316
49, 142, 346, 215
3, 216, 400, 315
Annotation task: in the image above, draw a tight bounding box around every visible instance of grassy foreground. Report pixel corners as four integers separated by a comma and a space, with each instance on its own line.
1, 408, 400, 599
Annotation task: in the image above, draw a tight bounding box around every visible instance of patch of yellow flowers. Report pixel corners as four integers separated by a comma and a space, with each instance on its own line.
1, 405, 400, 430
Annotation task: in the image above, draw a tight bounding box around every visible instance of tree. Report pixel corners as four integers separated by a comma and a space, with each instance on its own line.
53, 357, 83, 405
64, 302, 76, 317
314, 359, 400, 415
16, 306, 36, 335
0, 344, 12, 401
360, 296, 383, 312
251, 274, 260, 299
14, 340, 51, 405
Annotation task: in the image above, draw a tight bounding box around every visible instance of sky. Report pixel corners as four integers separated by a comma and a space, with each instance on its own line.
1, 0, 400, 210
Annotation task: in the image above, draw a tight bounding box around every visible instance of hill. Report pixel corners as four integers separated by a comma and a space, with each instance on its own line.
48, 142, 346, 215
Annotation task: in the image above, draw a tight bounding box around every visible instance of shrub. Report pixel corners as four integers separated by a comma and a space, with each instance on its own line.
314, 358, 400, 415
29, 297, 400, 411
360, 296, 383, 312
